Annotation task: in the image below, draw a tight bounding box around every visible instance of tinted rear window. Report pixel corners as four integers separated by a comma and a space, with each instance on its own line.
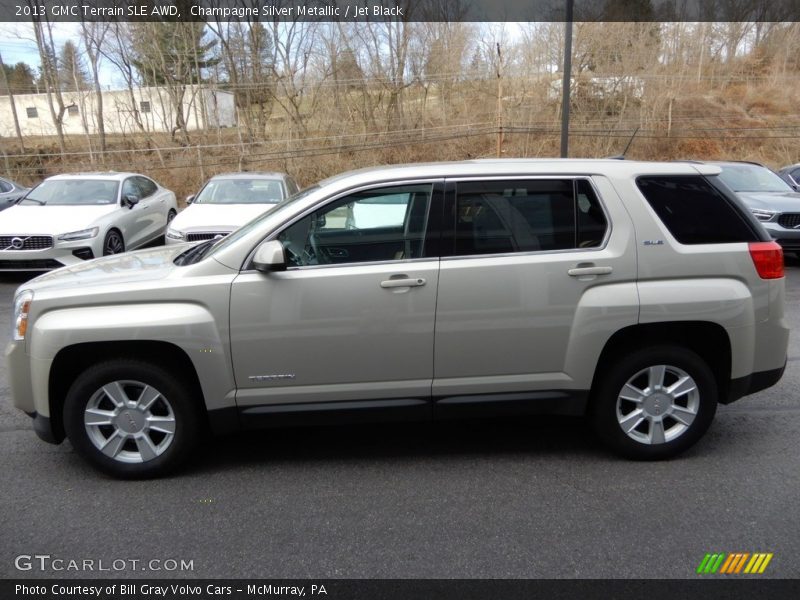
636, 176, 758, 244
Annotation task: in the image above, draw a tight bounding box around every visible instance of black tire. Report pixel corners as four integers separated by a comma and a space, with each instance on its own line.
591, 346, 718, 460
63, 360, 201, 478
102, 229, 125, 256
167, 209, 177, 223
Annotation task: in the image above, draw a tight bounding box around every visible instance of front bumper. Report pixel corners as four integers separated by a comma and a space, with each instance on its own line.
5, 340, 34, 414
6, 341, 63, 444
761, 222, 800, 251
0, 239, 100, 271
31, 412, 60, 444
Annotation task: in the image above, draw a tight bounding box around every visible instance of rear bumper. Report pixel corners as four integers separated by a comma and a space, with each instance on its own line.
726, 361, 786, 404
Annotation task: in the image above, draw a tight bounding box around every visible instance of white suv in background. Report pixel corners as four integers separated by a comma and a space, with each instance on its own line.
166, 172, 299, 245
7, 160, 789, 477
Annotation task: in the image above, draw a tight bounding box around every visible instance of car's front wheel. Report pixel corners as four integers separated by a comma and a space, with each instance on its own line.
102, 229, 125, 256
591, 346, 718, 460
63, 360, 201, 478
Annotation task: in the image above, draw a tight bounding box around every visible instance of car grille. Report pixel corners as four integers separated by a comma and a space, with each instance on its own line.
0, 259, 63, 270
187, 232, 229, 242
777, 214, 800, 229
0, 235, 54, 250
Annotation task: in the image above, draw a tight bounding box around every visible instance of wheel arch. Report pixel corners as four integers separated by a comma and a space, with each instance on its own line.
591, 322, 732, 406
48, 341, 209, 443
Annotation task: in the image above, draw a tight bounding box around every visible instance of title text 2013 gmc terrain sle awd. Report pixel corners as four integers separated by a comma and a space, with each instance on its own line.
7, 160, 789, 477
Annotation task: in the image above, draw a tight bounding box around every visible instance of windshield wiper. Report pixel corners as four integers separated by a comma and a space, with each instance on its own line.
21, 198, 46, 205
174, 239, 215, 266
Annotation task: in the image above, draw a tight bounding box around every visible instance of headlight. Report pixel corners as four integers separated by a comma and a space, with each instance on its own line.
750, 209, 777, 222
13, 290, 33, 341
58, 227, 99, 241
166, 227, 186, 240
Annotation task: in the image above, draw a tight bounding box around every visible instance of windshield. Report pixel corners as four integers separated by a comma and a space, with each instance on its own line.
202, 185, 321, 262
21, 179, 119, 206
194, 178, 285, 205
717, 165, 792, 193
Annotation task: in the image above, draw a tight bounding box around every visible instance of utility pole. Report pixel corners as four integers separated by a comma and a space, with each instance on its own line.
560, 0, 574, 158
496, 42, 503, 158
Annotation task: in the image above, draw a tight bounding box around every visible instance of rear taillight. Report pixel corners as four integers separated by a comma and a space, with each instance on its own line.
749, 241, 784, 279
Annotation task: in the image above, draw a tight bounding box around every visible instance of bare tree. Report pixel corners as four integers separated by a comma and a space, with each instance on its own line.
81, 20, 110, 155
30, 4, 67, 153
267, 18, 326, 137
0, 50, 26, 151
208, 8, 275, 142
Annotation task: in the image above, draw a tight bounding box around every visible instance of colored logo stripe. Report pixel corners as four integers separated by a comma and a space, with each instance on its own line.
720, 553, 749, 574
697, 552, 773, 574
745, 553, 773, 574
697, 553, 726, 574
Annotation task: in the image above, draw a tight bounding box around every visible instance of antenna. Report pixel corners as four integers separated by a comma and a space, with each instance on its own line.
621, 127, 640, 156
608, 127, 639, 160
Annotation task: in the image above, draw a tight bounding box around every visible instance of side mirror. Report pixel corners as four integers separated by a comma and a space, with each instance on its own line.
124, 194, 140, 208
252, 240, 287, 273
186, 194, 196, 204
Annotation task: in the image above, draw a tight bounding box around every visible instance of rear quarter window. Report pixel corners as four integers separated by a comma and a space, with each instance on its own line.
636, 175, 760, 244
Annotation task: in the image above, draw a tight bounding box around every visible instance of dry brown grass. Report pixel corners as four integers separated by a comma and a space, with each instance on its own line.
4, 75, 800, 201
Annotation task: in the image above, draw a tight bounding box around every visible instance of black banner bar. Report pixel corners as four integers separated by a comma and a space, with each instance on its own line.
1, 0, 800, 23
3, 579, 800, 600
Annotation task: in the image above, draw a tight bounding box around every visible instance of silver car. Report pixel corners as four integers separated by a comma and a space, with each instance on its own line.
0, 172, 178, 271
6, 160, 789, 477
0, 176, 29, 212
710, 161, 800, 254
778, 163, 800, 191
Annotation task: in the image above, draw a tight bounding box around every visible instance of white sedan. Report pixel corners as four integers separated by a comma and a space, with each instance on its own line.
0, 172, 177, 271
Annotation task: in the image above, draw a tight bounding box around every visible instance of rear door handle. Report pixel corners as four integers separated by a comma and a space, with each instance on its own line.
567, 266, 613, 277
380, 277, 426, 288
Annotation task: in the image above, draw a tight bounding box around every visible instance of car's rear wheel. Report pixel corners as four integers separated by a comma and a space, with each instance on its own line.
63, 360, 201, 478
591, 346, 717, 460
102, 230, 125, 256
167, 209, 177, 223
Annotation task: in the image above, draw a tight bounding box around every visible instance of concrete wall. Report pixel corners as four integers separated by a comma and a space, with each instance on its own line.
0, 86, 236, 138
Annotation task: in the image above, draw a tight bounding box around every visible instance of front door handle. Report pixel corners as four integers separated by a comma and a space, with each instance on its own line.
567, 266, 613, 277
380, 277, 427, 288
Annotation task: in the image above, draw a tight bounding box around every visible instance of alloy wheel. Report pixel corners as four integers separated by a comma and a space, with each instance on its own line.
615, 364, 700, 445
83, 380, 176, 463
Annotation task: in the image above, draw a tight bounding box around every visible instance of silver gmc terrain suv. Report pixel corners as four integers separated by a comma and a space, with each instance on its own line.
6, 160, 789, 478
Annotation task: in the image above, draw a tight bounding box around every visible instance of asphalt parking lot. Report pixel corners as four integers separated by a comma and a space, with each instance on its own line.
1, 264, 799, 580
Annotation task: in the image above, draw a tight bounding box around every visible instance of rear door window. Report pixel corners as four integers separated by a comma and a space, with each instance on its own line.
452, 178, 608, 256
